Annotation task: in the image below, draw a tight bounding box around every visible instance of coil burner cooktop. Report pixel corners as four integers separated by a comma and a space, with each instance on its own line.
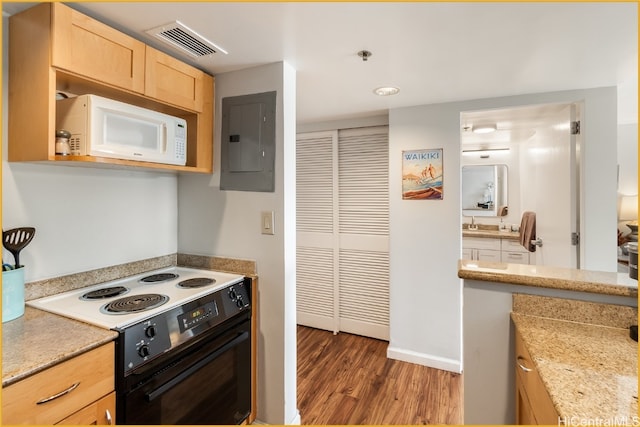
27, 266, 244, 329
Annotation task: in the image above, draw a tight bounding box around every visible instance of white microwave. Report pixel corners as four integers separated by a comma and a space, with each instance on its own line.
56, 94, 187, 166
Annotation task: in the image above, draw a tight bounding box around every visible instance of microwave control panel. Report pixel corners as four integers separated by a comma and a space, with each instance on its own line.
175, 122, 187, 162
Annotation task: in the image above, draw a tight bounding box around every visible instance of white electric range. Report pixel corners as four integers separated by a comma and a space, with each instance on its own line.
27, 266, 245, 329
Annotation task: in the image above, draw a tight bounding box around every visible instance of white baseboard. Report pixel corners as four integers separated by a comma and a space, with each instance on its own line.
286, 409, 301, 425
387, 346, 462, 373
252, 408, 299, 425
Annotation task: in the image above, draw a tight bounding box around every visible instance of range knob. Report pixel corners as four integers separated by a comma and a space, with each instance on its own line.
236, 296, 244, 309
145, 325, 156, 338
228, 287, 237, 300
138, 345, 150, 358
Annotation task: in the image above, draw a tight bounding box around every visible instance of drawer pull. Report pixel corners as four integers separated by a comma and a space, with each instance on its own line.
105, 409, 113, 425
516, 356, 532, 372
35, 382, 80, 404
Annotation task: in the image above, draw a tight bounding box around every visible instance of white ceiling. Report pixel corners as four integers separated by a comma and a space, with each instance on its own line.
3, 2, 638, 125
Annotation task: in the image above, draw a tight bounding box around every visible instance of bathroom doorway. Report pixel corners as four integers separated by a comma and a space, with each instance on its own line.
460, 102, 582, 269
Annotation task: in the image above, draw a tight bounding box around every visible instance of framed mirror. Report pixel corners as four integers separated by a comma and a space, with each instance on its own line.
462, 165, 508, 217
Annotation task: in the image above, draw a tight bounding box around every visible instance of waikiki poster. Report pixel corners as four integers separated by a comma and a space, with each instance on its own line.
402, 149, 443, 200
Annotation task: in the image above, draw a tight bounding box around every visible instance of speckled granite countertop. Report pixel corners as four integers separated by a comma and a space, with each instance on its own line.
511, 312, 638, 423
2, 307, 118, 387
458, 260, 638, 297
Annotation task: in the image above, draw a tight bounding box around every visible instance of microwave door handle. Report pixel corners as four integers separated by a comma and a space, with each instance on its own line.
162, 123, 167, 153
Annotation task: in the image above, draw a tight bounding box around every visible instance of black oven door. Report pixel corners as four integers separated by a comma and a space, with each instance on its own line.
118, 315, 251, 425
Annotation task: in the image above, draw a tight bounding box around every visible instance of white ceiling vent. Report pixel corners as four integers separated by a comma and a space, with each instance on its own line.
145, 21, 227, 59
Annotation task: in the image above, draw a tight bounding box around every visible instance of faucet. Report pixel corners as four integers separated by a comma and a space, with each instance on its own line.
468, 216, 478, 230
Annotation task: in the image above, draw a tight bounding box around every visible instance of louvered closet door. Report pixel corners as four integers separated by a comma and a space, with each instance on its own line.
296, 127, 389, 340
296, 131, 337, 332
337, 127, 389, 340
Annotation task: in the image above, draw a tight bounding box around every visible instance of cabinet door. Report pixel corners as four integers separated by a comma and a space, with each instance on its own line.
51, 3, 145, 93
57, 392, 115, 425
145, 46, 205, 112
515, 373, 537, 424
515, 329, 559, 424
477, 249, 501, 262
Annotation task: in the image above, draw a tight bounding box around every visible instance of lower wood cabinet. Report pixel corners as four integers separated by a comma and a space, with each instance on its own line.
57, 392, 115, 425
514, 328, 559, 425
2, 342, 115, 425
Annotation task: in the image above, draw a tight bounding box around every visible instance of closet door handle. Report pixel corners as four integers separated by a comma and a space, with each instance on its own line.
516, 356, 532, 372
36, 382, 80, 404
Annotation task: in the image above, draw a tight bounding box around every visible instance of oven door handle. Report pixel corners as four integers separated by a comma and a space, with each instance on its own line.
145, 331, 249, 402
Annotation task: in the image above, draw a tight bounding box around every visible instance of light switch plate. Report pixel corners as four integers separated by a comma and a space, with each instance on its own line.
261, 211, 274, 235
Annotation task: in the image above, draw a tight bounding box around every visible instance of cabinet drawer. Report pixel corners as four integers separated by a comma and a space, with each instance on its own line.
2, 343, 114, 425
502, 251, 530, 264
145, 46, 205, 112
477, 249, 501, 262
502, 239, 528, 253
51, 3, 145, 93
514, 329, 558, 424
463, 237, 501, 251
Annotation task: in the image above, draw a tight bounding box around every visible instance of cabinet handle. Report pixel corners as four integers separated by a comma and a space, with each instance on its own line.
35, 382, 80, 404
105, 409, 113, 425
516, 356, 532, 372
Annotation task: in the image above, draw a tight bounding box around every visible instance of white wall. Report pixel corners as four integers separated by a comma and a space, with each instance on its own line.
177, 62, 298, 425
1, 15, 178, 281
388, 87, 618, 372
618, 123, 638, 196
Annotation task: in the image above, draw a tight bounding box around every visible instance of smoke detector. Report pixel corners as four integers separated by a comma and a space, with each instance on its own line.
145, 21, 227, 59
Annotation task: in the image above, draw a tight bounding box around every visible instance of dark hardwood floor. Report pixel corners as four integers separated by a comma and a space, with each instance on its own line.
297, 325, 463, 425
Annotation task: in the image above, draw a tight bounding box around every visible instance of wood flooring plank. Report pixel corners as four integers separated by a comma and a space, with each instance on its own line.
297, 325, 463, 425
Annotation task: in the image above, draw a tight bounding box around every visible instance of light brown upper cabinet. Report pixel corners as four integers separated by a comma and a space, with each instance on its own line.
145, 47, 205, 112
51, 3, 146, 94
8, 2, 214, 173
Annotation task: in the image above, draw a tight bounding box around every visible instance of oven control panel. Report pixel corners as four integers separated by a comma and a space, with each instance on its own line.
120, 316, 172, 372
118, 278, 250, 374
223, 282, 251, 313
178, 300, 219, 333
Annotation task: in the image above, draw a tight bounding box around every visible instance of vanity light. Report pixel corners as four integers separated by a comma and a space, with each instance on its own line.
373, 86, 400, 96
472, 124, 497, 134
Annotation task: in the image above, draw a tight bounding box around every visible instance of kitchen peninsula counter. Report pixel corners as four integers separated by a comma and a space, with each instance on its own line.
458, 259, 637, 297
461, 260, 637, 424
2, 307, 118, 387
511, 311, 637, 423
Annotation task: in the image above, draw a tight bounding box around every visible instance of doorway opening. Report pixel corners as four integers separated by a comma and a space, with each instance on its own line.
460, 102, 582, 269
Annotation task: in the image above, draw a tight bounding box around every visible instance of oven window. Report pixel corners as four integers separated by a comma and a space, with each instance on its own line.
121, 319, 251, 425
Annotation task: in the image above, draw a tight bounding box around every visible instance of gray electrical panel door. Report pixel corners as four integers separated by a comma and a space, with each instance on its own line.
220, 91, 276, 192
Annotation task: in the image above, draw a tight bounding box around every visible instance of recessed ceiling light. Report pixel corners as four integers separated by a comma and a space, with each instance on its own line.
374, 86, 400, 96
472, 124, 497, 134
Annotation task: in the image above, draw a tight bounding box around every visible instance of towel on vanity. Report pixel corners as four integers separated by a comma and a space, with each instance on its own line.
519, 211, 536, 252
